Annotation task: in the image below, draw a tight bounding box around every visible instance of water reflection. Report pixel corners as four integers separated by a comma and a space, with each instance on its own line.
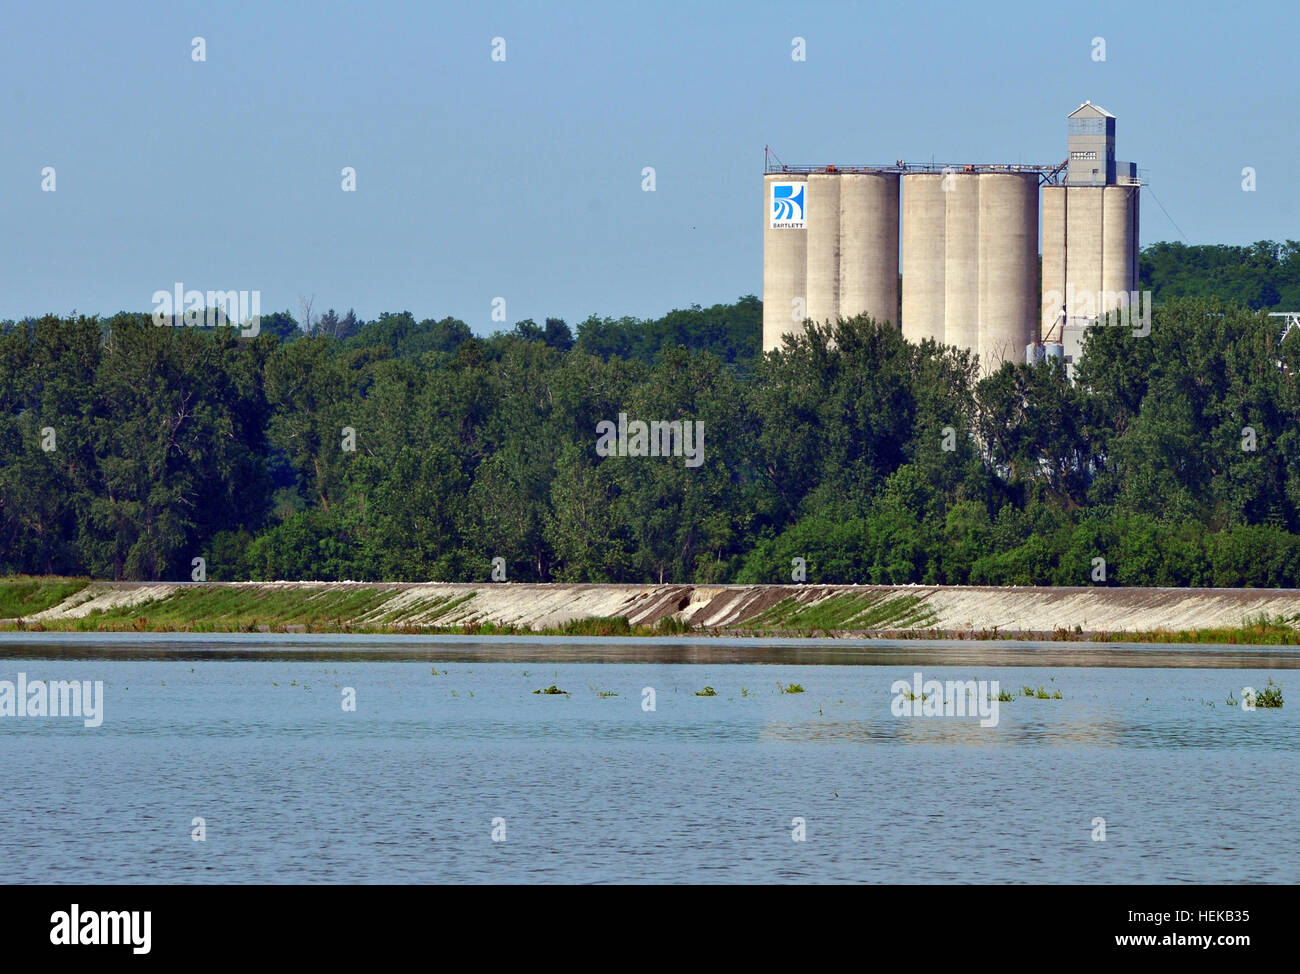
2, 632, 1298, 667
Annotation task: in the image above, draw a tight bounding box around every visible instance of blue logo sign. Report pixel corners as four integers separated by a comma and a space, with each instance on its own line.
770, 182, 805, 228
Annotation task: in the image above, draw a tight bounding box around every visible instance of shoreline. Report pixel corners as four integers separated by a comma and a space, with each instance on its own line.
3, 630, 1299, 667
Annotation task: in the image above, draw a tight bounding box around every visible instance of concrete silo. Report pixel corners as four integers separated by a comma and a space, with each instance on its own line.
1102, 185, 1139, 308
762, 173, 808, 352
977, 172, 1039, 371
1070, 186, 1105, 309
839, 172, 900, 326
804, 173, 841, 327
1043, 186, 1103, 327
901, 173, 947, 345
1040, 185, 1067, 339
943, 173, 980, 354
760, 101, 1139, 369
1042, 102, 1141, 360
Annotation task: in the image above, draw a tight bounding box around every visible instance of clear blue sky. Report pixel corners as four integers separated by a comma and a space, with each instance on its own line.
2, 0, 1295, 332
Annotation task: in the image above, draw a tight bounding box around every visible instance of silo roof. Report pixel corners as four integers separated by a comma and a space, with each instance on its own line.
1067, 100, 1115, 118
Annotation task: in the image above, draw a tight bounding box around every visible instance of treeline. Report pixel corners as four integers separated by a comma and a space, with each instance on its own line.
4, 289, 1300, 587
264, 296, 763, 371
1140, 240, 1300, 310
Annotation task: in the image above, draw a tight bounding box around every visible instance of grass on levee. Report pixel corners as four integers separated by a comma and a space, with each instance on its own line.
732, 592, 938, 634
0, 581, 694, 638
1094, 614, 1300, 646
95, 585, 397, 628
0, 576, 90, 619
4, 577, 1299, 645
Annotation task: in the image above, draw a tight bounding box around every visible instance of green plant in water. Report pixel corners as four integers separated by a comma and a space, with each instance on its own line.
558, 616, 633, 637
1254, 677, 1283, 708
655, 616, 689, 634
780, 682, 805, 694
533, 685, 568, 695
995, 689, 1015, 702
695, 686, 718, 697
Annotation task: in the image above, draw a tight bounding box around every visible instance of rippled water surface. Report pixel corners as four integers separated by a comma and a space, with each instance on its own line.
0, 635, 1295, 883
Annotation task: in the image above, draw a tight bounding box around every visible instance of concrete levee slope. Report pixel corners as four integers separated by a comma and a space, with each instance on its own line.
18, 581, 1300, 636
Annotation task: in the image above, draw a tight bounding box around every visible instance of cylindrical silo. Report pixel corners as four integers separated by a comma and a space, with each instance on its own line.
1041, 185, 1067, 343
1102, 185, 1138, 316
977, 172, 1038, 374
804, 173, 841, 328
944, 173, 980, 353
1130, 189, 1141, 292
839, 172, 900, 327
901, 173, 946, 345
763, 173, 808, 352
1065, 186, 1104, 321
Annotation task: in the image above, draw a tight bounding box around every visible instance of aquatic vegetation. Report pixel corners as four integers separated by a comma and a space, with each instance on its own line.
655, 616, 690, 634
1254, 678, 1284, 708
1008, 685, 1062, 700
558, 616, 633, 637
533, 685, 568, 695
779, 682, 806, 694
695, 686, 718, 697
1228, 679, 1283, 708
740, 687, 750, 697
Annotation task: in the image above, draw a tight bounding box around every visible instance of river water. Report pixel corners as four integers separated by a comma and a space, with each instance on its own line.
0, 634, 1295, 883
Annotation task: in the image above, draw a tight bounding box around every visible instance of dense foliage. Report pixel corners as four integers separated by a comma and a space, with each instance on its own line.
1141, 240, 1300, 309
3, 243, 1300, 586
